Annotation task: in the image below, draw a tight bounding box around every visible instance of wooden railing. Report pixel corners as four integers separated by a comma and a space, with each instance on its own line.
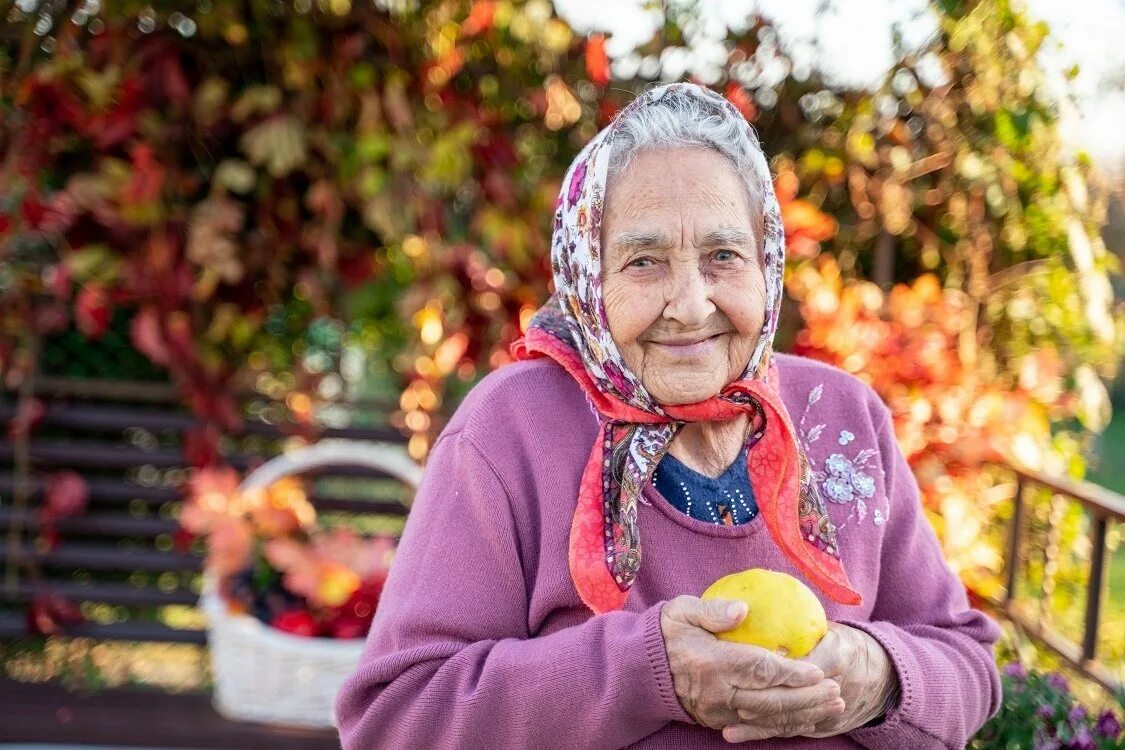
982, 461, 1124, 694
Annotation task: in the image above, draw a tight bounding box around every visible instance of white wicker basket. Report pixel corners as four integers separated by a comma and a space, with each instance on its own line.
202, 439, 422, 729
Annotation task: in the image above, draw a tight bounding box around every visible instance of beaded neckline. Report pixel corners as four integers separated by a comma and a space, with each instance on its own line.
653, 446, 759, 526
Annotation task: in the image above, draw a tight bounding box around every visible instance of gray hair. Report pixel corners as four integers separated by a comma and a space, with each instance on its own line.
605, 84, 767, 245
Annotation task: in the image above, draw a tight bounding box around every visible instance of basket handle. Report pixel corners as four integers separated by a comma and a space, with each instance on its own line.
237, 439, 423, 493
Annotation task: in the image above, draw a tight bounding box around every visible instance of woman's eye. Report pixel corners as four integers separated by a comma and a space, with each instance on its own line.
628, 257, 654, 269
714, 249, 738, 262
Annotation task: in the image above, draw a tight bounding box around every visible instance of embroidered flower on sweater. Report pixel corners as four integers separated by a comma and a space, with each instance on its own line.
821, 449, 878, 505
797, 384, 891, 531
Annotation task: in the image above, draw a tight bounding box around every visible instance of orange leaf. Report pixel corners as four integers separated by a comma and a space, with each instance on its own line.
586, 35, 610, 87
773, 170, 800, 203
781, 200, 838, 241
462, 1, 496, 36
75, 283, 112, 340
725, 82, 757, 121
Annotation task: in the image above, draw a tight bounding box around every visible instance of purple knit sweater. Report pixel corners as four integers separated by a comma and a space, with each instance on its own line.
335, 353, 1002, 749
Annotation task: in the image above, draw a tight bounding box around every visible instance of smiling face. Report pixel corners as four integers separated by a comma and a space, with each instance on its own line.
600, 146, 766, 406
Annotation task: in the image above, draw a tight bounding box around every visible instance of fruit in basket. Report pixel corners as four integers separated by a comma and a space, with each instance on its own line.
323, 575, 387, 639
271, 610, 319, 637
700, 568, 828, 657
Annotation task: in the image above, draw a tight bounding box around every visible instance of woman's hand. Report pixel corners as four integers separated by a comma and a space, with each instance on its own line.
660, 596, 847, 741
794, 623, 899, 737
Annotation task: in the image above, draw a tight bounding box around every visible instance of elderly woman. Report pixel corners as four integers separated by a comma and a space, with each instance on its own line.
336, 83, 1001, 749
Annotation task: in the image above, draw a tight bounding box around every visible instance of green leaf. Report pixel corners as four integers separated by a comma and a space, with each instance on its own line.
64, 245, 121, 285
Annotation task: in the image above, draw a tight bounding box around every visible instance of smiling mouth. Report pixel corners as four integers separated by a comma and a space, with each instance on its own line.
649, 333, 725, 355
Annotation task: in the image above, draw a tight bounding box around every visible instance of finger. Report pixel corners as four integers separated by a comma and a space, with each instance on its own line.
801, 627, 849, 679
668, 595, 748, 635
730, 679, 841, 716
723, 722, 816, 743
736, 696, 847, 728
724, 715, 823, 742
723, 643, 825, 688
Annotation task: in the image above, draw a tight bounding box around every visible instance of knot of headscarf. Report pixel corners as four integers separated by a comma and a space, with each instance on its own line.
511, 83, 860, 614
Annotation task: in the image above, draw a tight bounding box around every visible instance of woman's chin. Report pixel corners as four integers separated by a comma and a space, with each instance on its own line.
644, 370, 727, 405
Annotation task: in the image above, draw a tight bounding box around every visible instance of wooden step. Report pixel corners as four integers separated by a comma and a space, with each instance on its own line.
1, 541, 201, 572
0, 399, 406, 442
0, 472, 180, 503
0, 472, 409, 516
0, 440, 407, 479
0, 579, 198, 607
0, 440, 253, 470
0, 507, 180, 538
0, 676, 340, 748
0, 612, 204, 643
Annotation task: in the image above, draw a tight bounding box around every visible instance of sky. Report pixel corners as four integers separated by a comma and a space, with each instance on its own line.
552, 0, 1125, 175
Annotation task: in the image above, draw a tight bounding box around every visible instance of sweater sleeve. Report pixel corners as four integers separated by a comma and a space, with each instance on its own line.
841, 402, 1002, 750
335, 430, 688, 750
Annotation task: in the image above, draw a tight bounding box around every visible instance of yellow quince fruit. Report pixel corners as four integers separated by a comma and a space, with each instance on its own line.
701, 568, 828, 657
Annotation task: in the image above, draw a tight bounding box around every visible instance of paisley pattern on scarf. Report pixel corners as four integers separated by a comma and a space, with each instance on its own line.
510, 83, 860, 613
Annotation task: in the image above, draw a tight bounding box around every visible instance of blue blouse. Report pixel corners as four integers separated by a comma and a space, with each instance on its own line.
653, 446, 759, 526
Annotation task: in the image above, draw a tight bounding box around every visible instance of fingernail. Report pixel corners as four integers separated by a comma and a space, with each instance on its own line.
805, 667, 825, 682
725, 602, 746, 620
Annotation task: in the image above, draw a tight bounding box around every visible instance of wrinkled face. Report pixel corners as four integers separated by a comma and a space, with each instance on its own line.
601, 146, 766, 406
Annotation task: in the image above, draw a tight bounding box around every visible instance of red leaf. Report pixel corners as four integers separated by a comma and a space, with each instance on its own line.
34, 304, 68, 335
161, 55, 192, 107
586, 35, 611, 86
122, 143, 166, 207
339, 251, 375, 288
41, 471, 89, 521
7, 397, 45, 439
21, 196, 46, 228
27, 591, 84, 636
48, 263, 71, 300
41, 528, 61, 551
172, 526, 195, 553
597, 99, 620, 126
130, 307, 170, 366
482, 169, 518, 210
75, 283, 113, 340
725, 82, 757, 121
92, 77, 142, 150
182, 425, 222, 468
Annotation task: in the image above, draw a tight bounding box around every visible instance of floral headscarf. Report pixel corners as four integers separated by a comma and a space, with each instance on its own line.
511, 83, 860, 614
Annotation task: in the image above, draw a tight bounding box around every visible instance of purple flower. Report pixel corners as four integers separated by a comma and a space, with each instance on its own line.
1036, 704, 1056, 720
1068, 706, 1087, 725
1064, 727, 1095, 750
1003, 662, 1029, 680
1045, 672, 1069, 694
1034, 734, 1062, 750
1095, 710, 1121, 738
567, 159, 588, 206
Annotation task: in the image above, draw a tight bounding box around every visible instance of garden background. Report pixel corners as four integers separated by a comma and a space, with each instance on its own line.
1, 0, 1124, 745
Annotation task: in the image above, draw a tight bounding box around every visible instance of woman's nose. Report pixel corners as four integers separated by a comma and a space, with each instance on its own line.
662, 263, 716, 327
